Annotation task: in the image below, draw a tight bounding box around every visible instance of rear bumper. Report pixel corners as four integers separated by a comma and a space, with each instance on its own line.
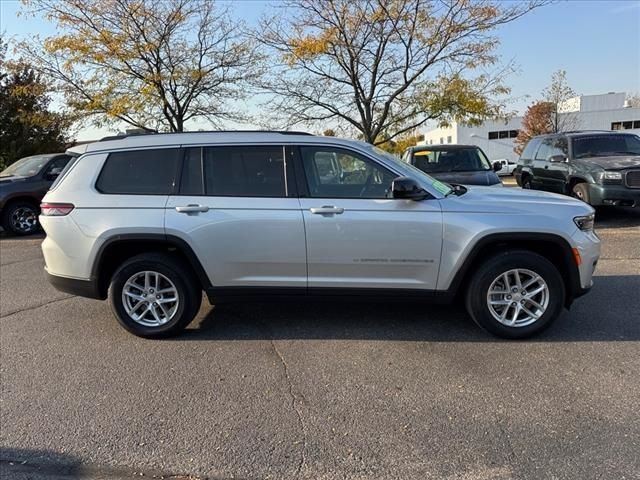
45, 269, 104, 299
587, 184, 640, 207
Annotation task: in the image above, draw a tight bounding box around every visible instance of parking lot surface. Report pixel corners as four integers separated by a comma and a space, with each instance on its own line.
1, 208, 639, 480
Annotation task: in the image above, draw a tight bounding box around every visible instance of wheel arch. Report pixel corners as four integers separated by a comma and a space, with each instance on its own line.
92, 234, 212, 299
447, 232, 581, 307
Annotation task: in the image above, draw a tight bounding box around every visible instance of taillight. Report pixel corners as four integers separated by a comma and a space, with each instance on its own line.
40, 202, 74, 216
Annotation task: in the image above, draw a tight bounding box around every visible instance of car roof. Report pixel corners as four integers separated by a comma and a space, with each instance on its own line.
532, 130, 631, 140
67, 131, 372, 155
411, 144, 480, 151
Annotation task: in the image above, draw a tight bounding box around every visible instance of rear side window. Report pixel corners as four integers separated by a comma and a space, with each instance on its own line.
96, 149, 180, 194
205, 146, 285, 197
520, 138, 541, 161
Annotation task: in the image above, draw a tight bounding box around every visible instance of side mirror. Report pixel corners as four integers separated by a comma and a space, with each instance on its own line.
46, 167, 63, 180
548, 154, 568, 163
392, 176, 429, 201
492, 161, 503, 172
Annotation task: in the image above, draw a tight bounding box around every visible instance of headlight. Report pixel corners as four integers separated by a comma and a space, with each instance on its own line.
601, 171, 622, 183
574, 213, 595, 231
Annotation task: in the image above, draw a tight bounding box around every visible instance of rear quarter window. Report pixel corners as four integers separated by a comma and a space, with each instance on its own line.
96, 149, 180, 194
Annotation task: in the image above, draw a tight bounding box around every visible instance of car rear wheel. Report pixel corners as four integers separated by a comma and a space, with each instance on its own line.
521, 176, 533, 189
1, 202, 40, 235
571, 183, 590, 204
109, 253, 202, 338
465, 250, 565, 339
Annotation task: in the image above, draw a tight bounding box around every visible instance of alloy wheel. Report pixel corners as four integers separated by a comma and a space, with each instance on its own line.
122, 271, 180, 327
11, 206, 38, 233
486, 268, 549, 327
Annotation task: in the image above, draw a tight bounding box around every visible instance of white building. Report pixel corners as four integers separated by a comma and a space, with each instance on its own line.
419, 92, 640, 162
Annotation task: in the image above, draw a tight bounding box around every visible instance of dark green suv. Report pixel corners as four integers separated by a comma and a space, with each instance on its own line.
514, 131, 640, 207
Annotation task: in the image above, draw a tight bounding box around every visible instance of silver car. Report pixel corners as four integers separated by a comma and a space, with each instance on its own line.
40, 131, 600, 339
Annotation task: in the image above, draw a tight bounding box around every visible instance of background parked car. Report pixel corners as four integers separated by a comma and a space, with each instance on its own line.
514, 131, 640, 207
494, 158, 517, 176
0, 153, 72, 235
402, 145, 503, 186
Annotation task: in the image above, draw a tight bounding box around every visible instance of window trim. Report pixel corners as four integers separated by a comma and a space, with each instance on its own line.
296, 145, 399, 200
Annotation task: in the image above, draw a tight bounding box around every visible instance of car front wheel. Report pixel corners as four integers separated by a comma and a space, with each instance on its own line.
465, 250, 565, 339
109, 253, 202, 338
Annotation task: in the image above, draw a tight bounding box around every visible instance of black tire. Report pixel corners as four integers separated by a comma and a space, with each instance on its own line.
521, 176, 533, 190
108, 253, 202, 338
1, 201, 40, 235
465, 250, 565, 339
571, 183, 590, 204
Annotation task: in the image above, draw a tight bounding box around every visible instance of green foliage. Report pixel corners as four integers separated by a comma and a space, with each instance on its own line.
0, 35, 71, 168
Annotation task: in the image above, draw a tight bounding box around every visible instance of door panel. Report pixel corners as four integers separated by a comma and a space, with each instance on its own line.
296, 145, 442, 290
300, 198, 443, 289
165, 145, 306, 287
165, 197, 306, 287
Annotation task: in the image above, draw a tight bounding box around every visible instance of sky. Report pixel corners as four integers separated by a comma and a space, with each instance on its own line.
1, 0, 639, 140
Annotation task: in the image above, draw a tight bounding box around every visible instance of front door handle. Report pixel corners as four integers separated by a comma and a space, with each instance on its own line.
310, 206, 345, 215
175, 204, 209, 214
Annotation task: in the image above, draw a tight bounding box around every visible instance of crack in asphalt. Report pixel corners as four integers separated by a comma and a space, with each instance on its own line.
0, 295, 74, 318
0, 257, 43, 267
262, 324, 308, 479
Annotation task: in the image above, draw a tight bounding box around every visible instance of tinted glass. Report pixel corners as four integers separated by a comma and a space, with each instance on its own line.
412, 147, 491, 173
96, 149, 179, 194
520, 138, 541, 160
301, 146, 396, 199
45, 156, 71, 174
549, 137, 568, 157
180, 148, 204, 195
535, 139, 552, 160
203, 146, 285, 197
572, 134, 640, 158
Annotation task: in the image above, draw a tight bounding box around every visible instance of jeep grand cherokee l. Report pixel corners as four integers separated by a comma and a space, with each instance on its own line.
514, 131, 640, 207
40, 131, 600, 339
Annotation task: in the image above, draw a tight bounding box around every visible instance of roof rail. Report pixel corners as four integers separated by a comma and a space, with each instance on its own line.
98, 130, 314, 142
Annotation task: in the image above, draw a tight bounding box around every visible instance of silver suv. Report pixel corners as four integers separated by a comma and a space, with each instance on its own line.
41, 132, 600, 339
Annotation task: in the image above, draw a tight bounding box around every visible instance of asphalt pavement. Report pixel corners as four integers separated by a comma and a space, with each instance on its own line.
1, 208, 639, 480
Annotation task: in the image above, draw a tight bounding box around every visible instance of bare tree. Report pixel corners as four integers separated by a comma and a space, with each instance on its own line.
542, 69, 578, 133
256, 0, 547, 145
20, 0, 261, 132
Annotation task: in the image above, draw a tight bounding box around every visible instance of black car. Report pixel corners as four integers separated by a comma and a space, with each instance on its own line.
401, 145, 503, 186
0, 153, 72, 235
514, 131, 640, 207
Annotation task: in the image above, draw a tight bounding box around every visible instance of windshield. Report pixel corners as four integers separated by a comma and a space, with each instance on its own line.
0, 155, 50, 178
572, 134, 640, 159
364, 144, 454, 196
410, 147, 492, 173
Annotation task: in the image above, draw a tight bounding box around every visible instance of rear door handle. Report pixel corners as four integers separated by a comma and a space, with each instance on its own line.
310, 206, 345, 215
175, 204, 209, 214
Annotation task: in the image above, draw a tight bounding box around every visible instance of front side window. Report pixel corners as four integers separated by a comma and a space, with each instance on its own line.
300, 146, 396, 199
203, 146, 285, 197
520, 138, 541, 160
96, 149, 180, 194
548, 137, 568, 157
534, 139, 552, 160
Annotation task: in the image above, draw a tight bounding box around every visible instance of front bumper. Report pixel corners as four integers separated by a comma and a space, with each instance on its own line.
587, 183, 640, 207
